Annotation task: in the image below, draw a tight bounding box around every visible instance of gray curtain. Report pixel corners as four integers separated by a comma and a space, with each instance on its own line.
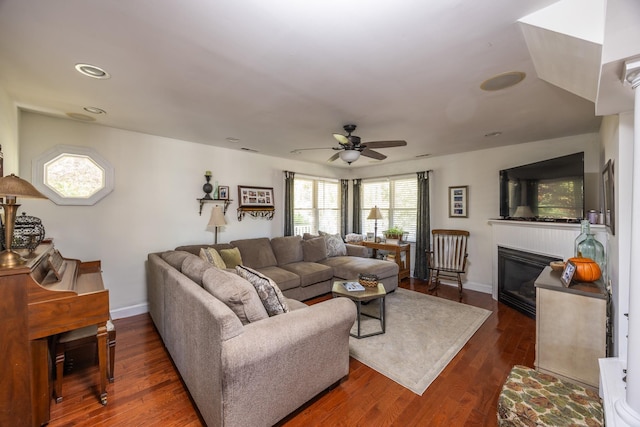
414, 171, 431, 279
352, 179, 362, 234
340, 179, 348, 237
284, 171, 295, 236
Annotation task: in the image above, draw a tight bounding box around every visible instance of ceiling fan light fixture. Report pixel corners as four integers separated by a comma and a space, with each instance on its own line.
339, 150, 360, 164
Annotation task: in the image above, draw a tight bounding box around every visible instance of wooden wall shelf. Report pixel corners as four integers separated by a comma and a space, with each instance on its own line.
198, 199, 232, 216
237, 207, 275, 221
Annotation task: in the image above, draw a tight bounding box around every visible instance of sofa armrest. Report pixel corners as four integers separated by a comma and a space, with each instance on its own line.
220, 297, 356, 427
346, 243, 369, 257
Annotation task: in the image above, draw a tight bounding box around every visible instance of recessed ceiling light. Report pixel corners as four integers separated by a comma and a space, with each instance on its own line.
83, 106, 106, 115
75, 63, 110, 79
66, 112, 96, 121
484, 131, 503, 137
226, 137, 240, 143
480, 71, 525, 91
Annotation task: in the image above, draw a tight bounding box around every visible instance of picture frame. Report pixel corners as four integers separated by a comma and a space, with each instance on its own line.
218, 186, 229, 200
448, 185, 468, 218
602, 160, 615, 235
560, 260, 577, 287
238, 185, 274, 208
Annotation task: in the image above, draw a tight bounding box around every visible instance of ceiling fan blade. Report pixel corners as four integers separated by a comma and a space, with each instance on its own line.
363, 140, 407, 149
333, 133, 349, 145
361, 149, 387, 160
327, 152, 340, 162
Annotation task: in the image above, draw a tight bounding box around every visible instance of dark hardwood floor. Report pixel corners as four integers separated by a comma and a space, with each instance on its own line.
48, 279, 535, 426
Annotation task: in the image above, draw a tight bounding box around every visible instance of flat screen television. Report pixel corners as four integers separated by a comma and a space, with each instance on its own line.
499, 152, 584, 221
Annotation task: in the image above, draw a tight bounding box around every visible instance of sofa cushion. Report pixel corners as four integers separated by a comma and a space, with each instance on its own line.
199, 247, 227, 269
253, 266, 300, 291
281, 262, 333, 287
160, 250, 192, 270
182, 254, 214, 286
231, 238, 277, 269
270, 235, 303, 265
219, 247, 243, 268
322, 233, 347, 257
302, 237, 327, 262
321, 256, 398, 280
236, 266, 290, 316
202, 267, 268, 325
303, 232, 318, 240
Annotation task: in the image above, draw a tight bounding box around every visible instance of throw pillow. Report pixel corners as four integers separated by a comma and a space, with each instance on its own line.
219, 247, 243, 268
235, 265, 290, 316
199, 247, 227, 269
182, 255, 214, 286
303, 232, 319, 240
324, 233, 347, 257
202, 267, 268, 325
302, 236, 328, 262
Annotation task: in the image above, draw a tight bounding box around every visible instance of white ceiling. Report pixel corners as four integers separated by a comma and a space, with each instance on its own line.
0, 0, 611, 167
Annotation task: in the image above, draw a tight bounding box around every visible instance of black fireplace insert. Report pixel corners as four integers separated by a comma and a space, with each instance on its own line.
498, 246, 561, 318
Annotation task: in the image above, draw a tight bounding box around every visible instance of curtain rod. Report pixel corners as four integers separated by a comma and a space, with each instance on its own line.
284, 170, 433, 180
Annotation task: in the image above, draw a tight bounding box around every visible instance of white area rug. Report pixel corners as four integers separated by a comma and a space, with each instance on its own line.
349, 287, 491, 395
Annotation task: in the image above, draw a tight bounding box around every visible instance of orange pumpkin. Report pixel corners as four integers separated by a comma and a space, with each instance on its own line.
568, 256, 601, 282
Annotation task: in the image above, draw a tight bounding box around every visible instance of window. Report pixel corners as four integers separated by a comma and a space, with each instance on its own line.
361, 175, 417, 241
33, 145, 114, 205
293, 176, 340, 236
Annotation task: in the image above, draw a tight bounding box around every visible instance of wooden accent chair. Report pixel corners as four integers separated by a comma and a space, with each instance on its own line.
426, 229, 469, 299
53, 319, 116, 403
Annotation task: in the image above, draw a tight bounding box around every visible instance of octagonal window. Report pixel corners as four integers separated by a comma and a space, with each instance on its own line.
44, 154, 105, 198
33, 145, 114, 206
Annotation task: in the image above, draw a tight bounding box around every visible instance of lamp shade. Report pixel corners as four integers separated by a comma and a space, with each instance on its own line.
339, 150, 360, 164
207, 205, 227, 228
513, 205, 534, 218
0, 174, 47, 199
367, 206, 383, 220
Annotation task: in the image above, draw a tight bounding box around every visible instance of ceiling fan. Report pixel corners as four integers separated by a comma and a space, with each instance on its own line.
328, 124, 407, 164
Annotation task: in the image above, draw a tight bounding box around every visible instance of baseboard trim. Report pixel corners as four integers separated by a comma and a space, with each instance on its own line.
435, 279, 492, 295
111, 303, 148, 319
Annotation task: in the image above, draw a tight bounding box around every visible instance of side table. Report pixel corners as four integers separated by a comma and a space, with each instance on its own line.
360, 241, 410, 281
332, 281, 386, 339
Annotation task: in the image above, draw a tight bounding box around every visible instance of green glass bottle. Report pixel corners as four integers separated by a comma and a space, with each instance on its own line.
574, 220, 590, 257
576, 230, 605, 277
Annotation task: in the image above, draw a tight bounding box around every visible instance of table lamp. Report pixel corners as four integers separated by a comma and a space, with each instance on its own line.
367, 206, 383, 241
0, 174, 48, 268
207, 205, 227, 244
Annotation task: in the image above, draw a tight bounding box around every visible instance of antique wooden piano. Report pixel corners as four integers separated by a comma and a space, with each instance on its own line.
0, 242, 109, 426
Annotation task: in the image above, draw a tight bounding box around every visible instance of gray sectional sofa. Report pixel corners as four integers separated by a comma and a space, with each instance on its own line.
147, 235, 399, 426
147, 249, 357, 427
176, 235, 399, 301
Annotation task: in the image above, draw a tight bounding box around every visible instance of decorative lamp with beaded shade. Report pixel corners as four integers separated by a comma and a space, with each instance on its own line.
0, 174, 48, 268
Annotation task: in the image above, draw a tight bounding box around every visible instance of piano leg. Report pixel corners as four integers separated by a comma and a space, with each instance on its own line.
97, 323, 108, 405
30, 338, 51, 426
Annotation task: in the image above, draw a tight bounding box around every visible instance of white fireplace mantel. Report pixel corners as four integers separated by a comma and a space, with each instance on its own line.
489, 219, 608, 299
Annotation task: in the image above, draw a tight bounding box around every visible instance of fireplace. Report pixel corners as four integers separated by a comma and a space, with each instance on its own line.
498, 246, 561, 318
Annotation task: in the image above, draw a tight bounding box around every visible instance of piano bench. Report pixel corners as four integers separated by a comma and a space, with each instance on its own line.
54, 319, 116, 404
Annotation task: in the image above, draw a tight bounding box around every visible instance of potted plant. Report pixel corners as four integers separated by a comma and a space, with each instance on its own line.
383, 226, 405, 241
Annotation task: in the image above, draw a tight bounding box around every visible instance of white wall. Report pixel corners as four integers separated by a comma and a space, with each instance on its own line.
0, 87, 18, 173
601, 113, 632, 358
18, 111, 601, 317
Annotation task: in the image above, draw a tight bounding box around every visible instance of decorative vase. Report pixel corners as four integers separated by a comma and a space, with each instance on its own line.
576, 231, 605, 278
202, 175, 213, 200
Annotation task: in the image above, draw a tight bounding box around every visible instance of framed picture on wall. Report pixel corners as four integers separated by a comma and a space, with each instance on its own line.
448, 185, 468, 218
218, 186, 229, 200
602, 160, 615, 235
238, 186, 274, 208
